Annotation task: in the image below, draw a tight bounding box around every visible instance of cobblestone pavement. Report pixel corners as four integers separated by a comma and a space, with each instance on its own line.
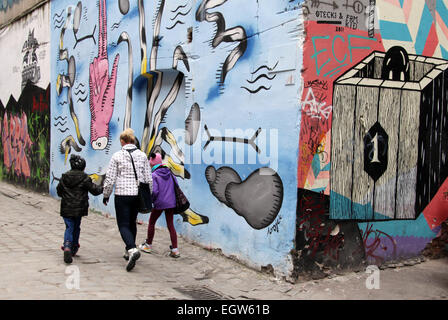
0, 181, 447, 300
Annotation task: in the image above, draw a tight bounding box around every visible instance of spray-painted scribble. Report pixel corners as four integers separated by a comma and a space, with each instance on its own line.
2, 112, 33, 178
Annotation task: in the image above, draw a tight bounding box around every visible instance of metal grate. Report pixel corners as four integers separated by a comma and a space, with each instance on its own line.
174, 285, 229, 300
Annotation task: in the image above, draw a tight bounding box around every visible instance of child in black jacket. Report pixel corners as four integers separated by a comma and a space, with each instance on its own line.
56, 154, 103, 263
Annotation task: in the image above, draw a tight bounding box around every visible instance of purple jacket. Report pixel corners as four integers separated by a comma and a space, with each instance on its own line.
151, 165, 177, 209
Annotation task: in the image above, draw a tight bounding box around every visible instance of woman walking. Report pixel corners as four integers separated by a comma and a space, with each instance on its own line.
139, 153, 180, 258
103, 128, 152, 271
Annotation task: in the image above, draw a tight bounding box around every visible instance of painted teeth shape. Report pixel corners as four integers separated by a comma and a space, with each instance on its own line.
225, 168, 283, 230
205, 166, 241, 207
206, 166, 284, 229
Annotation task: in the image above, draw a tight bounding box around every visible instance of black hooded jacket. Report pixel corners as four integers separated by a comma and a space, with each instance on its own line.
56, 170, 103, 218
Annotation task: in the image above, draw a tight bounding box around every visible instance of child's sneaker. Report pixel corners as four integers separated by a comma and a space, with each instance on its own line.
139, 242, 152, 253
123, 249, 129, 261
126, 248, 141, 271
169, 245, 180, 258
63, 247, 73, 264
72, 244, 80, 256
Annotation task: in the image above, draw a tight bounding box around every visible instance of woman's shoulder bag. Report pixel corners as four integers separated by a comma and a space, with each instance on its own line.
127, 149, 152, 213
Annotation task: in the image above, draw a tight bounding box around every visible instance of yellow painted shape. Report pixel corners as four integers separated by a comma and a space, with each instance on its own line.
64, 147, 69, 165
89, 173, 100, 182
181, 209, 206, 226
56, 75, 61, 95
164, 129, 177, 146
145, 134, 156, 156
141, 60, 146, 75
165, 156, 184, 177
72, 116, 82, 143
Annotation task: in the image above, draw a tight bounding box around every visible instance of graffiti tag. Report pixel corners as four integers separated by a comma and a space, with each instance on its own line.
2, 112, 33, 178
302, 87, 333, 120
311, 34, 377, 77
304, 79, 329, 91
360, 222, 397, 264
267, 215, 282, 235
298, 191, 343, 260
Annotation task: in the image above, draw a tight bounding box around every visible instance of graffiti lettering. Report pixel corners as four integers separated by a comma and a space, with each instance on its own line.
32, 91, 49, 112
304, 79, 329, 91
2, 112, 33, 178
297, 191, 343, 260
360, 223, 397, 265
315, 11, 337, 19
267, 215, 282, 235
345, 15, 358, 29
311, 34, 377, 77
443, 190, 448, 201
302, 87, 332, 120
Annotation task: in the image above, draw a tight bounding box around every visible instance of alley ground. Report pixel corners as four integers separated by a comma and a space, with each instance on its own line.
0, 181, 447, 300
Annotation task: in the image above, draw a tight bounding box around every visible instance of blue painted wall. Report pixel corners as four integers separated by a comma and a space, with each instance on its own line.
49, 0, 303, 277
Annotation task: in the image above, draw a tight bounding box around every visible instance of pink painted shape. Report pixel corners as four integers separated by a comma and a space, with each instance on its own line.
324, 184, 330, 196
18, 112, 32, 178
89, 0, 119, 148
2, 112, 11, 169
422, 22, 439, 57
317, 171, 330, 180
423, 177, 448, 230
11, 115, 19, 172
2, 112, 32, 178
384, 0, 401, 7
403, 0, 413, 23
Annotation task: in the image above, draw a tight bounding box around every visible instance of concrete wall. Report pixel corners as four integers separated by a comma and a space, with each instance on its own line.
0, 2, 50, 192
49, 0, 303, 278
296, 0, 448, 276
0, 0, 48, 27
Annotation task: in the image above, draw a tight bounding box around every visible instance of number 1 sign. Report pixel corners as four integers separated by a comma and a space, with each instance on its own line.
330, 50, 448, 221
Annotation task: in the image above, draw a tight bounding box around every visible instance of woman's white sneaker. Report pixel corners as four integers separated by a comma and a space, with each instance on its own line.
126, 248, 141, 271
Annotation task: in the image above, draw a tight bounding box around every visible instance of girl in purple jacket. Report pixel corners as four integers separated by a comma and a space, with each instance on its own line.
139, 153, 180, 258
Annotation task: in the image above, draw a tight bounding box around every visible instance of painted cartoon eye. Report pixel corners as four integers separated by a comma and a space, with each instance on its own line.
92, 137, 108, 150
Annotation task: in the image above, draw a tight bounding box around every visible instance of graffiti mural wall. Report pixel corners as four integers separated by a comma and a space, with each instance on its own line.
297, 0, 448, 274
50, 0, 303, 277
0, 0, 443, 278
0, 2, 50, 192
